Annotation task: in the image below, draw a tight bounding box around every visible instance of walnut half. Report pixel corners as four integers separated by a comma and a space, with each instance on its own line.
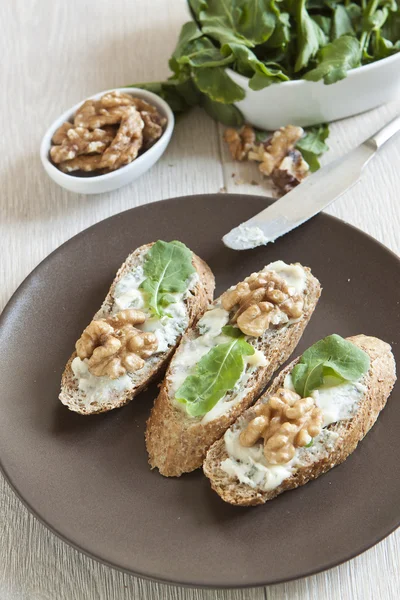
239, 388, 323, 464
75, 309, 158, 379
220, 270, 304, 337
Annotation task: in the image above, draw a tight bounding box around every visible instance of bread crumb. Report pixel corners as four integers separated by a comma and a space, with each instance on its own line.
219, 186, 227, 193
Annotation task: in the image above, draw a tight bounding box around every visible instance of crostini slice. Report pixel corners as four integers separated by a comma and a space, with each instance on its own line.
60, 240, 214, 415
203, 334, 396, 505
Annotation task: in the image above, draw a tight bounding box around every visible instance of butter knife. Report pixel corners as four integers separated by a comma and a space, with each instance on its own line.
223, 116, 400, 250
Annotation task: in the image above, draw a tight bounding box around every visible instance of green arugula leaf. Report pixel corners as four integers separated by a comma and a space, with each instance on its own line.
196, 0, 254, 47
237, 0, 282, 45
188, 0, 207, 20
140, 240, 195, 317
312, 15, 332, 38
171, 22, 233, 69
332, 5, 355, 39
172, 21, 203, 60
176, 330, 255, 417
221, 324, 242, 337
295, 0, 327, 72
223, 43, 289, 89
296, 124, 330, 171
292, 334, 370, 397
201, 95, 244, 126
381, 5, 400, 47
303, 35, 361, 84
262, 7, 291, 48
193, 66, 246, 102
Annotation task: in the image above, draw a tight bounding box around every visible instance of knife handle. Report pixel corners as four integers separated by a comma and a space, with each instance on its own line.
368, 115, 400, 150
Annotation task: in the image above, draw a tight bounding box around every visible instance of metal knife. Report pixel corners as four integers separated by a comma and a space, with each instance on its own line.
223, 115, 400, 250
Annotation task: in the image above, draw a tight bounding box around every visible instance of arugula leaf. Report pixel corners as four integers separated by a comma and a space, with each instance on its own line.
237, 0, 282, 45
303, 35, 361, 84
221, 324, 242, 337
193, 66, 246, 102
201, 95, 244, 126
171, 22, 233, 69
140, 240, 195, 317
261, 5, 291, 49
224, 43, 289, 89
372, 29, 400, 58
176, 329, 255, 417
188, 0, 207, 20
332, 5, 355, 39
381, 3, 400, 41
295, 0, 327, 72
196, 0, 253, 47
312, 15, 332, 38
292, 334, 370, 397
296, 124, 330, 171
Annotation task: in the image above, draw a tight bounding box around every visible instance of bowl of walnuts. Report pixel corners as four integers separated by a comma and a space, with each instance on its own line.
40, 88, 174, 195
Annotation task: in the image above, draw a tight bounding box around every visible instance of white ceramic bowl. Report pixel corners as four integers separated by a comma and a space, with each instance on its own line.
228, 53, 400, 130
40, 88, 174, 195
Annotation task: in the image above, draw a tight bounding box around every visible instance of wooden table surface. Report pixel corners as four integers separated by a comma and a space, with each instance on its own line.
1, 1, 399, 598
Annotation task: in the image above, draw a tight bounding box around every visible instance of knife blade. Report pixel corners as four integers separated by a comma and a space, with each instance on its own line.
223, 115, 400, 251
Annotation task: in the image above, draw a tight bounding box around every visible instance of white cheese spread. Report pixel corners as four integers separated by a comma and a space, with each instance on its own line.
224, 224, 271, 250
71, 356, 133, 406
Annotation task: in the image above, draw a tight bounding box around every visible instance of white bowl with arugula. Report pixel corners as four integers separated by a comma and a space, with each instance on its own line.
133, 1, 400, 130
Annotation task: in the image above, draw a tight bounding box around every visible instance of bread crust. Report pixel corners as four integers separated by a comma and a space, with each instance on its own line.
59, 243, 215, 415
146, 266, 321, 476
203, 335, 397, 506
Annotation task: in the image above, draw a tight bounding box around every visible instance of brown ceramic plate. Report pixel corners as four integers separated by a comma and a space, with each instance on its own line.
0, 194, 399, 588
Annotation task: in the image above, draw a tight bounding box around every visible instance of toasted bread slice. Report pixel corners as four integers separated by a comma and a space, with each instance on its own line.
204, 335, 396, 506
59, 242, 214, 415
146, 262, 321, 476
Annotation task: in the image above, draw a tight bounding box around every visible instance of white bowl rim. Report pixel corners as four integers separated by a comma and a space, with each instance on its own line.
40, 87, 175, 182
227, 50, 400, 87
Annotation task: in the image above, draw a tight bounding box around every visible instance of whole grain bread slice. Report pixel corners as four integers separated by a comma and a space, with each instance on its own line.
146, 264, 321, 477
59, 243, 215, 415
203, 335, 396, 506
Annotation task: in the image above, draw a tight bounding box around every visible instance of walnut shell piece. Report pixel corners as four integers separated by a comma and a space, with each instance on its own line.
75, 309, 158, 379
239, 387, 323, 465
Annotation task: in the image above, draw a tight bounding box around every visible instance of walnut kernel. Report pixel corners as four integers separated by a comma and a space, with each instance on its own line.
75, 309, 158, 379
220, 270, 304, 337
239, 387, 323, 464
